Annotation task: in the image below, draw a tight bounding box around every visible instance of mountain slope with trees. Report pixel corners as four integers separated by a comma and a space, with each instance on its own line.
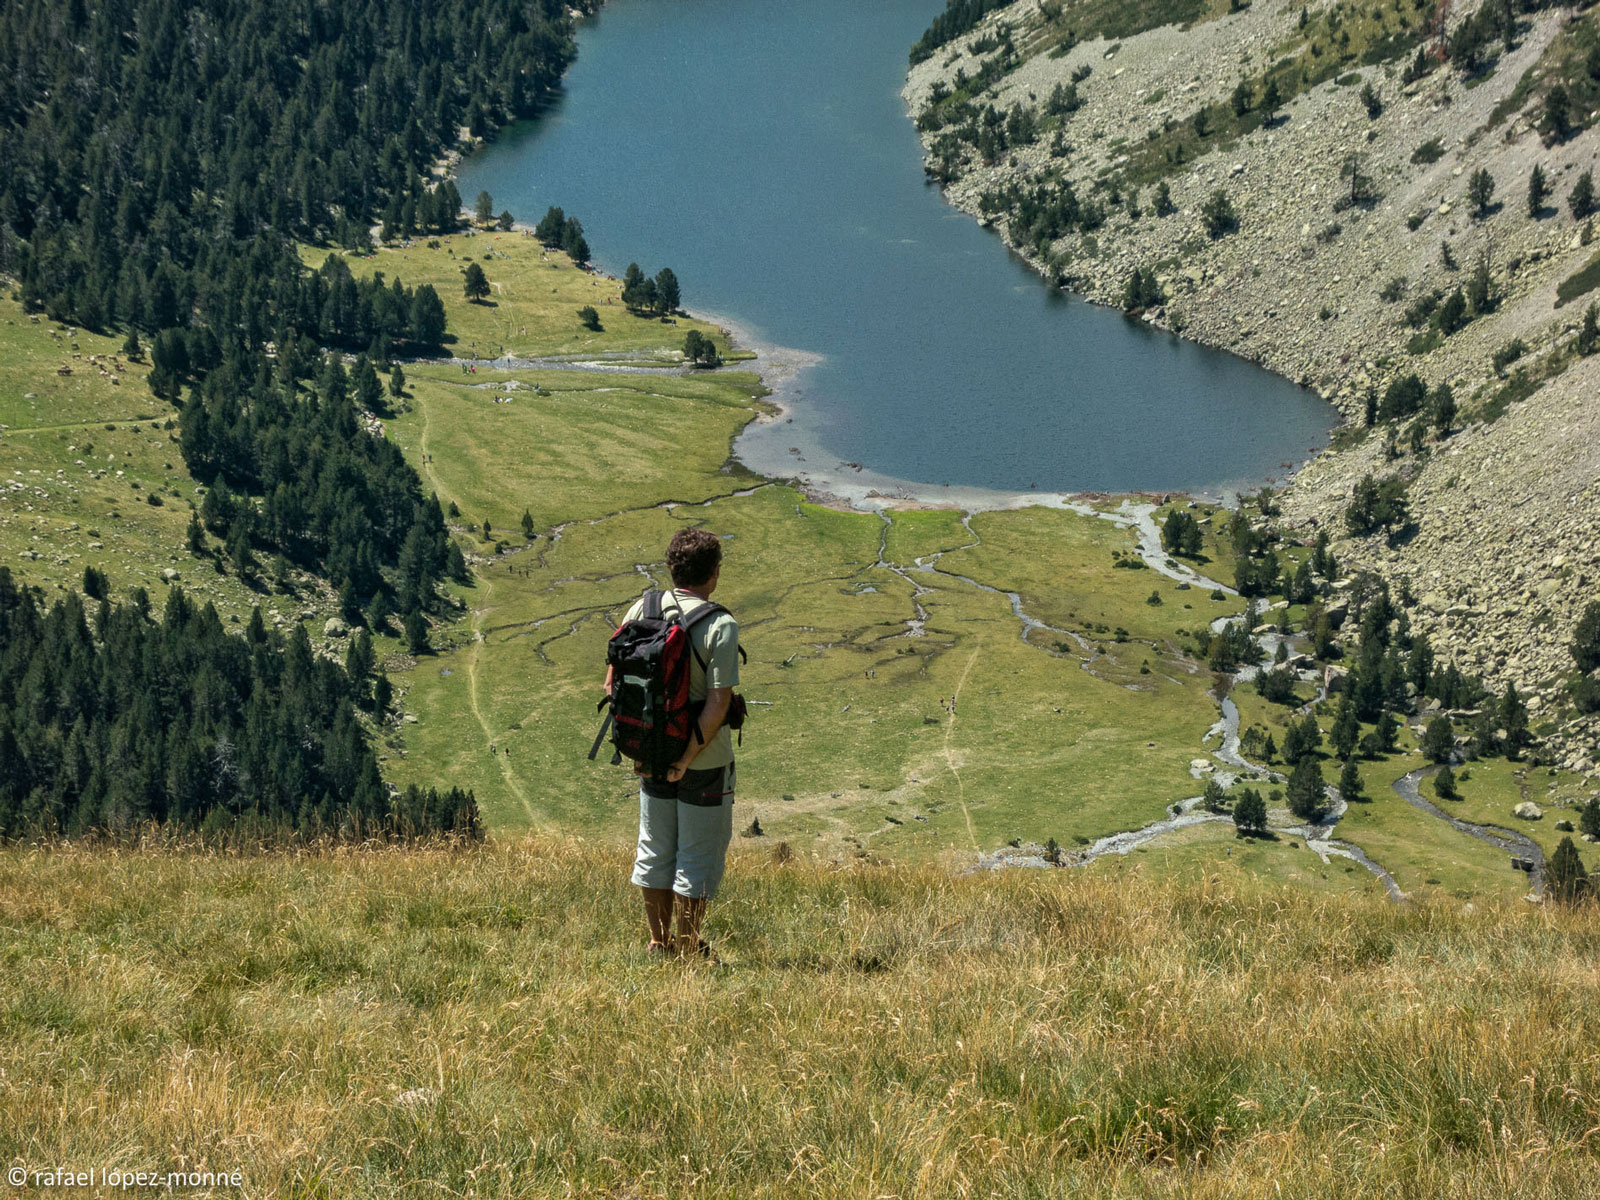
906, 0, 1600, 778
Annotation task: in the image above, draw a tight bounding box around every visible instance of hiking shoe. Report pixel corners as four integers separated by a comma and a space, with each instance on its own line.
681, 939, 720, 966
645, 940, 673, 961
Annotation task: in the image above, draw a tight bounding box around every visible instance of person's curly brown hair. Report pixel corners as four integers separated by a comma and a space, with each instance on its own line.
666, 528, 722, 588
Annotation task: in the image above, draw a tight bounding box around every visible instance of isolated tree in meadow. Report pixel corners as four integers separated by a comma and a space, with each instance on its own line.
561, 218, 589, 265
535, 206, 566, 245
475, 190, 494, 224
389, 363, 406, 398
498, 210, 515, 232
1161, 510, 1204, 557
1467, 168, 1496, 219
654, 267, 680, 314
1548, 837, 1590, 903
1286, 755, 1325, 820
577, 305, 601, 331
1337, 757, 1366, 802
1571, 170, 1596, 219
463, 262, 490, 302
521, 509, 535, 539
683, 329, 720, 367
1527, 164, 1548, 217
1233, 788, 1267, 835
1427, 758, 1459, 797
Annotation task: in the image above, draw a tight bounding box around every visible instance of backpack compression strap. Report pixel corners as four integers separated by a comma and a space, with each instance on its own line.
586, 589, 665, 763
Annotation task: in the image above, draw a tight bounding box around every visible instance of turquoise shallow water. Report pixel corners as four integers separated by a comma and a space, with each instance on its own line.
459, 0, 1335, 496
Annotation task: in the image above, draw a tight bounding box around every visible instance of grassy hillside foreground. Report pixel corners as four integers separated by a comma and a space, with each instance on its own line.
2, 839, 1597, 1198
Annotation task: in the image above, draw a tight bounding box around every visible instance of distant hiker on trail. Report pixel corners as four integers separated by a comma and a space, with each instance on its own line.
590, 528, 746, 961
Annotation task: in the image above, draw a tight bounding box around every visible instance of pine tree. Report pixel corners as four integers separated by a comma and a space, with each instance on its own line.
1433, 764, 1458, 800
1548, 837, 1589, 903
537, 207, 567, 245
474, 190, 494, 224
1578, 304, 1599, 357
389, 364, 406, 398
1467, 168, 1496, 219
521, 509, 535, 539
1528, 163, 1548, 217
1286, 756, 1325, 820
1338, 757, 1365, 801
1431, 383, 1456, 437
654, 268, 680, 314
446, 542, 469, 584
1233, 788, 1267, 834
1375, 709, 1400, 753
1260, 77, 1282, 119
403, 607, 429, 655
1231, 80, 1253, 117
1331, 696, 1361, 760
463, 262, 490, 302
1421, 715, 1455, 763
353, 356, 384, 413
1500, 682, 1528, 756
1570, 170, 1595, 220
1574, 602, 1600, 672
1543, 85, 1573, 143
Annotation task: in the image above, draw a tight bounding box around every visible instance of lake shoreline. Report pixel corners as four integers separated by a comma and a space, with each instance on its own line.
703, 302, 1229, 515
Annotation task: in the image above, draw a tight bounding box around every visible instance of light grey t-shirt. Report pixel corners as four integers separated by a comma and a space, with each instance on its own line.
622, 588, 739, 768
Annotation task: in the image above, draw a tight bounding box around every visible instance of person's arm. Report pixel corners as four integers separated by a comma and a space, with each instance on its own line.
663, 687, 731, 782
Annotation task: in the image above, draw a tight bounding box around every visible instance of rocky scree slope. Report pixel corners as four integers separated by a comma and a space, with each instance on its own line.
906, 0, 1600, 775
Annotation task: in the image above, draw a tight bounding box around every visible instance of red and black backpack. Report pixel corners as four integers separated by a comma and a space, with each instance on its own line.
588, 590, 746, 780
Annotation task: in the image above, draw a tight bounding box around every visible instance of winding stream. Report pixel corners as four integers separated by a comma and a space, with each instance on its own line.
1392, 767, 1547, 894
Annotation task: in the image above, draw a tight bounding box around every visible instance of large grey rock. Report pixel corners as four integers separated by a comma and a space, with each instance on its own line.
1512, 801, 1543, 821
323, 617, 350, 638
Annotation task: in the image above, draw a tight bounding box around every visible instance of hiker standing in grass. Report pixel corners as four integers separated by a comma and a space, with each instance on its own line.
592, 527, 744, 960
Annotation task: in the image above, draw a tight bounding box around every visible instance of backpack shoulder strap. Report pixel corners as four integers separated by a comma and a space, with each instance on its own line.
640, 589, 664, 620
677, 600, 747, 664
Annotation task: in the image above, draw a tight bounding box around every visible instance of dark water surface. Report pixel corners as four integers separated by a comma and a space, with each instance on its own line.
459, 0, 1334, 495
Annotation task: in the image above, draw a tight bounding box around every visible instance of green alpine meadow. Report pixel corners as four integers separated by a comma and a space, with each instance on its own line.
1, 0, 1598, 1195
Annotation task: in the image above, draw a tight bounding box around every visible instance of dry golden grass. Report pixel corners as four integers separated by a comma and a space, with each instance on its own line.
2, 838, 1597, 1197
